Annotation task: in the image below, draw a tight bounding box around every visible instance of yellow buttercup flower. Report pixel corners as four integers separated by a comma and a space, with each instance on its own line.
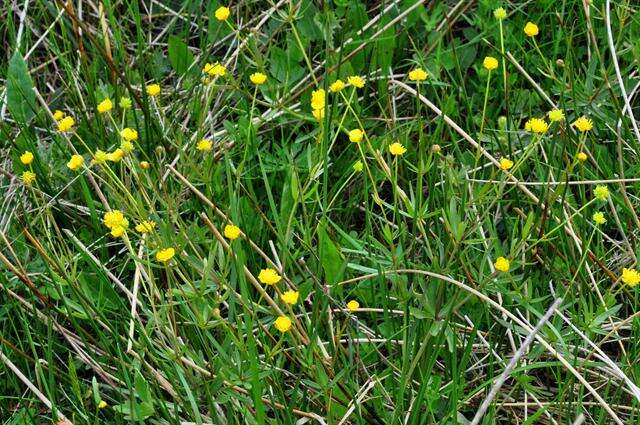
97, 401, 108, 409
97, 98, 113, 113
576, 152, 588, 162
280, 290, 299, 305
20, 151, 34, 165
57, 116, 75, 132
329, 80, 345, 93
548, 109, 564, 122
494, 256, 510, 272
311, 89, 326, 110
494, 7, 507, 20
573, 116, 593, 132
93, 150, 109, 164
67, 154, 84, 171
408, 68, 428, 81
120, 140, 135, 154
621, 268, 640, 287
524, 22, 539, 37
135, 220, 156, 233
215, 6, 230, 21
353, 160, 363, 172
592, 212, 606, 225
347, 75, 365, 88
146, 84, 161, 97
21, 171, 36, 185
594, 185, 609, 201
197, 138, 213, 152
110, 226, 126, 238
499, 158, 514, 170
483, 56, 499, 71
348, 129, 364, 143
389, 142, 406, 156
121, 127, 138, 142
103, 210, 127, 229
223, 224, 241, 240
346, 300, 360, 312
203, 63, 226, 77
53, 110, 65, 121
156, 247, 176, 263
312, 108, 325, 121
250, 72, 267, 85
140, 161, 150, 169
258, 268, 281, 285
274, 316, 292, 333
107, 148, 125, 162
119, 97, 132, 109
525, 118, 548, 134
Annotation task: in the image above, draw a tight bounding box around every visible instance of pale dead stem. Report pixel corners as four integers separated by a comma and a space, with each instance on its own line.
338, 269, 625, 423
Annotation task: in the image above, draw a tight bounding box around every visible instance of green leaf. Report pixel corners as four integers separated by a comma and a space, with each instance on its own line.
6, 51, 36, 124
168, 35, 194, 75
317, 222, 345, 284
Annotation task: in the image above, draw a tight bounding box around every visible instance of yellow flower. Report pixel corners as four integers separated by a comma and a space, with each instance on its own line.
548, 109, 564, 122
525, 118, 548, 134
346, 300, 360, 312
494, 256, 510, 272
594, 185, 609, 201
203, 63, 226, 77
311, 89, 326, 110
97, 98, 113, 113
223, 224, 241, 240
483, 56, 499, 71
98, 400, 108, 409
135, 220, 156, 233
103, 210, 127, 229
524, 22, 539, 37
494, 7, 507, 20
57, 116, 75, 132
146, 84, 161, 97
20, 151, 34, 165
389, 142, 406, 156
53, 110, 65, 121
121, 127, 138, 142
197, 138, 213, 152
329, 80, 345, 93
621, 268, 640, 287
576, 152, 588, 162
140, 161, 150, 169
573, 116, 593, 132
347, 75, 365, 88
93, 150, 109, 164
107, 148, 125, 162
250, 72, 267, 85
312, 108, 325, 121
408, 68, 428, 81
280, 290, 299, 305
21, 171, 36, 185
499, 158, 514, 170
119, 97, 132, 109
214, 6, 230, 21
258, 268, 281, 285
274, 316, 292, 333
592, 212, 606, 225
120, 140, 135, 154
67, 154, 84, 171
110, 226, 126, 238
156, 247, 176, 263
348, 129, 364, 143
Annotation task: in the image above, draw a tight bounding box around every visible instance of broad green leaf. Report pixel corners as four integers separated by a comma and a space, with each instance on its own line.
168, 35, 194, 75
317, 222, 345, 284
6, 51, 36, 123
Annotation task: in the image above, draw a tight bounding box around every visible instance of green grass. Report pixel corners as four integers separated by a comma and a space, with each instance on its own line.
2, 0, 640, 423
